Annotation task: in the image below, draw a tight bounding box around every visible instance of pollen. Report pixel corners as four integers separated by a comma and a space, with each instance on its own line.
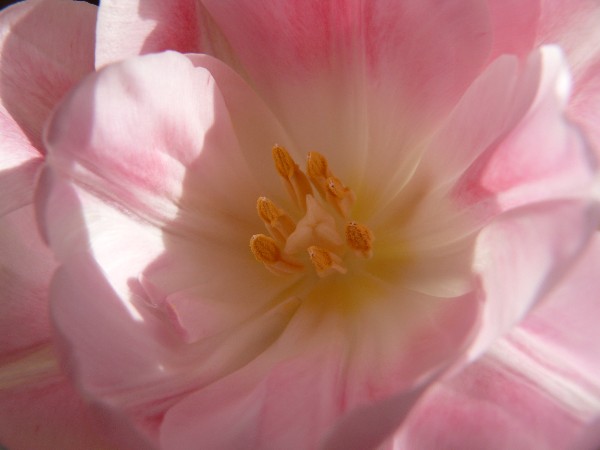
272, 145, 297, 178
272, 145, 313, 211
257, 197, 296, 243
250, 234, 303, 275
306, 151, 329, 179
250, 234, 281, 263
345, 221, 374, 259
251, 147, 374, 278
307, 246, 347, 277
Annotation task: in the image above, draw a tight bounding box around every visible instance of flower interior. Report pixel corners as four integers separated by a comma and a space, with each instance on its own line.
246, 140, 475, 320
250, 145, 374, 277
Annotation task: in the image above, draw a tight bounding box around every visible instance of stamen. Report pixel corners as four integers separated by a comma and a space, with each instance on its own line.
256, 197, 296, 243
307, 246, 347, 277
326, 176, 356, 218
272, 145, 313, 211
306, 151, 329, 179
250, 234, 304, 275
327, 176, 346, 198
251, 146, 375, 277
306, 151, 330, 198
306, 151, 355, 218
345, 222, 374, 258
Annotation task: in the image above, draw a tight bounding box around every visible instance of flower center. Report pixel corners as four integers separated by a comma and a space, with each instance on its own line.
250, 145, 374, 277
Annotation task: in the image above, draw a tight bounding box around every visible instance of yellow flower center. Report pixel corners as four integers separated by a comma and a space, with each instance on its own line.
250, 145, 375, 278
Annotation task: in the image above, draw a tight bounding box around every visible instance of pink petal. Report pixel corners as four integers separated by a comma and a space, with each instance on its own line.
197, 1, 493, 179
0, 372, 112, 450
520, 234, 600, 393
0, 205, 55, 360
453, 46, 597, 215
160, 343, 345, 450
0, 107, 42, 216
395, 235, 600, 449
44, 51, 284, 228
0, 0, 96, 148
536, 0, 600, 155
51, 248, 301, 445
96, 0, 497, 185
421, 53, 538, 190
486, 0, 540, 60
42, 51, 297, 346
395, 355, 589, 450
160, 285, 479, 448
0, 109, 55, 359
95, 0, 203, 68
468, 199, 599, 359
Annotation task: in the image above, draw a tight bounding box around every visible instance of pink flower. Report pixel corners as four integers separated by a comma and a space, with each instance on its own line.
1, 1, 600, 449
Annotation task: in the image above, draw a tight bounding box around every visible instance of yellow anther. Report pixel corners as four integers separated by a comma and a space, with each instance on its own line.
345, 222, 374, 259
306, 151, 331, 198
272, 145, 297, 178
325, 176, 356, 218
271, 145, 313, 211
251, 146, 375, 277
250, 234, 281, 263
256, 197, 296, 243
327, 176, 347, 199
306, 151, 329, 179
257, 196, 280, 223
307, 246, 347, 277
250, 234, 303, 275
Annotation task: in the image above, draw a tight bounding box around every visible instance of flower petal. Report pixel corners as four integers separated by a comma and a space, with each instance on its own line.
0, 106, 42, 216
44, 51, 287, 229
95, 0, 204, 69
395, 354, 593, 450
96, 0, 496, 183
0, 108, 55, 359
160, 285, 479, 449
453, 46, 597, 215
0, 0, 96, 148
486, 0, 540, 60
394, 235, 600, 449
0, 371, 112, 450
198, 0, 493, 180
420, 52, 538, 191
0, 204, 55, 359
468, 199, 599, 359
537, 0, 600, 156
51, 246, 301, 445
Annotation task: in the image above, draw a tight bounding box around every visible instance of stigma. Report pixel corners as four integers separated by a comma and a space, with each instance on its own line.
250, 145, 375, 277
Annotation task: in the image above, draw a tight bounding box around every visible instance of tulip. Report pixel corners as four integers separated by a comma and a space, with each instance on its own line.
2, 1, 600, 449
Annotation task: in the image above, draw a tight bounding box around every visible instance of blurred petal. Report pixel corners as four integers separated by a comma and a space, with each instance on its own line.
487, 0, 540, 60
